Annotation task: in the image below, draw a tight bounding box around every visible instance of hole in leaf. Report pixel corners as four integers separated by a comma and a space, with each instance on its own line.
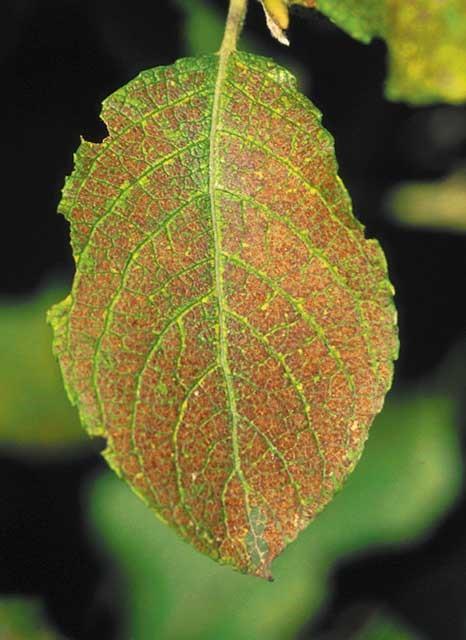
82, 116, 109, 144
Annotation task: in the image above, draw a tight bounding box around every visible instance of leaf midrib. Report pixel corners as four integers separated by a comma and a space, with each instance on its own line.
208, 51, 247, 497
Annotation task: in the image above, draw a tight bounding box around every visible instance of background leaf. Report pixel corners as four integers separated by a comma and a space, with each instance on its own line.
314, 0, 385, 44
0, 598, 63, 640
51, 51, 397, 577
351, 610, 417, 640
88, 388, 461, 640
313, 606, 419, 640
386, 168, 466, 234
315, 0, 466, 104
0, 286, 87, 454
173, 0, 225, 56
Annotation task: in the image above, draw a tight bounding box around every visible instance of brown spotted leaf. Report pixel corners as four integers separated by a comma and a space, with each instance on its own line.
49, 51, 398, 578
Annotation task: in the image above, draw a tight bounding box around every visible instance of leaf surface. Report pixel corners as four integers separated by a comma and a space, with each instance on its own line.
50, 51, 397, 577
316, 0, 466, 104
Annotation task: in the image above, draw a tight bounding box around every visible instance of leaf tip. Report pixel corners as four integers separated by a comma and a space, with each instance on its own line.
249, 561, 274, 581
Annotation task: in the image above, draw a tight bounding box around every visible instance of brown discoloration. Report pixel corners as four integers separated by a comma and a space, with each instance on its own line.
51, 53, 397, 578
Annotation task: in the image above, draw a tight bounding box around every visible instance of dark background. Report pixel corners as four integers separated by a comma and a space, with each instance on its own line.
1, 0, 465, 638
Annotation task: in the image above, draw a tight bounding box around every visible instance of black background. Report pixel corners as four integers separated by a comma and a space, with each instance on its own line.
1, 0, 466, 638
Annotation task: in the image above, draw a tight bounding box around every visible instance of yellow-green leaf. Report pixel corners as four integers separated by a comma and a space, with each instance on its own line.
387, 168, 466, 233
316, 0, 466, 104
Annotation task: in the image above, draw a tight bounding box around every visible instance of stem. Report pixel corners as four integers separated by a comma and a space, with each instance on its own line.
219, 0, 248, 55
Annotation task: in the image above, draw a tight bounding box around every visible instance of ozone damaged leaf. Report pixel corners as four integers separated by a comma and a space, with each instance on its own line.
49, 50, 397, 578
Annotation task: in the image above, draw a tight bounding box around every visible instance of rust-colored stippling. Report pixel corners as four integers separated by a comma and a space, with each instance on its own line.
49, 52, 398, 578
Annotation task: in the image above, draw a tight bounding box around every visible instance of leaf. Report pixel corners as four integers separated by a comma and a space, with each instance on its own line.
88, 390, 461, 640
0, 598, 63, 640
314, 0, 385, 44
50, 50, 397, 578
0, 286, 87, 455
387, 168, 466, 234
313, 606, 419, 640
348, 610, 417, 640
174, 0, 226, 56
315, 0, 466, 104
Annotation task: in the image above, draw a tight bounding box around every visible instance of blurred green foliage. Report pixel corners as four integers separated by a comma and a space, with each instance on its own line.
352, 611, 418, 640
89, 389, 461, 640
314, 607, 419, 640
387, 168, 466, 234
0, 286, 88, 454
0, 598, 62, 640
174, 0, 225, 55
316, 0, 466, 104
